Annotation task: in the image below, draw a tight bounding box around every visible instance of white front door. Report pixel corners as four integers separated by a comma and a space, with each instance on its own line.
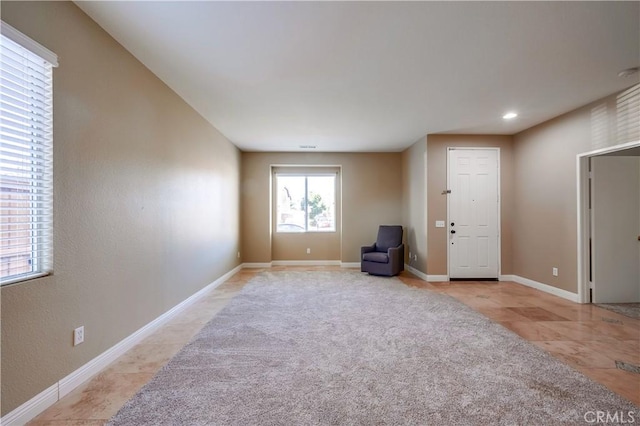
448, 148, 499, 279
591, 156, 640, 303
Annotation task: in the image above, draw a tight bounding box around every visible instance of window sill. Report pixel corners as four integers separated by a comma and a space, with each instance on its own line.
1, 272, 52, 287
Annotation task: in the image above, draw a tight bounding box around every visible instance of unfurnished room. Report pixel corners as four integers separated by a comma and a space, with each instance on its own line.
1, 1, 639, 425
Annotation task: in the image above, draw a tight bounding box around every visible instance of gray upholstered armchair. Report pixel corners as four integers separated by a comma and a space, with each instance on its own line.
361, 225, 404, 276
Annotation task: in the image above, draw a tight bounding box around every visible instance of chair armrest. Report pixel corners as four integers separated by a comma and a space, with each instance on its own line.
388, 244, 404, 264
361, 243, 376, 258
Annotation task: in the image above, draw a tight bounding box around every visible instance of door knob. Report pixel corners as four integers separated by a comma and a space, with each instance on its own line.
451, 230, 456, 234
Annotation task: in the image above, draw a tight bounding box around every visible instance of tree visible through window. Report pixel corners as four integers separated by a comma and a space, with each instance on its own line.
276, 175, 336, 233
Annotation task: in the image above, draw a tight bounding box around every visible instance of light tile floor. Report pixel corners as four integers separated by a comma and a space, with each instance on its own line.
28, 267, 639, 425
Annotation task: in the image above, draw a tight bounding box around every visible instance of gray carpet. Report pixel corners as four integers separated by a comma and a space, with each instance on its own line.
595, 303, 640, 320
108, 271, 637, 425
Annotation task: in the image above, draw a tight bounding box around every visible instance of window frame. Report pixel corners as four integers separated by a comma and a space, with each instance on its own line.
1, 22, 57, 286
274, 171, 338, 234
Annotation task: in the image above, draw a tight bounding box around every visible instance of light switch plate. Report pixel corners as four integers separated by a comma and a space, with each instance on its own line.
435, 221, 445, 228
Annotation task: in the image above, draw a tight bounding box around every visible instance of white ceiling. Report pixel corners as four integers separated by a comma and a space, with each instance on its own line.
75, 1, 639, 152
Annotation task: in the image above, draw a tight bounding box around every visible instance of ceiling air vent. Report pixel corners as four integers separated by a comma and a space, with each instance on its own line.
299, 145, 317, 149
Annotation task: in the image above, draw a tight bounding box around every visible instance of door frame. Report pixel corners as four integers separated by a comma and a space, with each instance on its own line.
446, 147, 501, 280
576, 139, 640, 303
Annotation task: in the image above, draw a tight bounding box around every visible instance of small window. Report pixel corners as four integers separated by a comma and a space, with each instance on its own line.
275, 174, 336, 233
1, 23, 57, 285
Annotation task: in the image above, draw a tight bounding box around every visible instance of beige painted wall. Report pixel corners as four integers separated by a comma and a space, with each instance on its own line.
401, 137, 427, 273
272, 233, 342, 261
513, 109, 589, 292
426, 135, 514, 276
1, 2, 240, 415
241, 152, 403, 263
511, 92, 629, 293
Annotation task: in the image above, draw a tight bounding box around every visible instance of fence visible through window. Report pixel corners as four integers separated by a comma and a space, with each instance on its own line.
1, 23, 57, 285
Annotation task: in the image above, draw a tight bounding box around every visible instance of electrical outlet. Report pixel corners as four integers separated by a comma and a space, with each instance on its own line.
74, 326, 84, 346
414, 254, 417, 261
237, 251, 240, 259
306, 248, 311, 254
409, 251, 412, 259
552, 267, 558, 277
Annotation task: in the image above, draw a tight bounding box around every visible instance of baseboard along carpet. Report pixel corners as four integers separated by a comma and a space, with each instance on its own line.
108, 271, 637, 425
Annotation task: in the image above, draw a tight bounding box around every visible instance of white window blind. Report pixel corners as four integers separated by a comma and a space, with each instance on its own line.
616, 83, 640, 145
1, 23, 57, 285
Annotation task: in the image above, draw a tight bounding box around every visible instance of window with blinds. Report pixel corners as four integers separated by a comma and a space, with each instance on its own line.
1, 23, 57, 285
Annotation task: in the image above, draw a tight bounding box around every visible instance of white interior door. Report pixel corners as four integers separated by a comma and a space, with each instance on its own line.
591, 156, 640, 303
448, 148, 499, 279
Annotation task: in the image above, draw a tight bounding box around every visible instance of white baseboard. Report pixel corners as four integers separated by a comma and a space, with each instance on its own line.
404, 264, 429, 281
426, 274, 449, 282
243, 261, 359, 268
60, 263, 242, 397
1, 264, 242, 426
271, 260, 341, 266
242, 262, 272, 268
499, 274, 516, 282
512, 275, 579, 302
0, 383, 58, 426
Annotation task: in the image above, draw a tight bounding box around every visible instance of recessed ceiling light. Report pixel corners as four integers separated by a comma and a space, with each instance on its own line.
502, 112, 518, 120
618, 67, 639, 78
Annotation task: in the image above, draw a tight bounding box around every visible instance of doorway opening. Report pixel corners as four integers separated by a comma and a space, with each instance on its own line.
577, 140, 640, 306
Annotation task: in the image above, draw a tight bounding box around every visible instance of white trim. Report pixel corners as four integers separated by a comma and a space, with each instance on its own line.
1, 21, 58, 67
577, 139, 640, 158
512, 275, 579, 303
426, 275, 449, 282
242, 262, 273, 268
270, 164, 342, 168
576, 153, 591, 303
0, 383, 58, 426
241, 262, 360, 269
1, 265, 242, 425
270, 164, 343, 239
446, 148, 451, 279
499, 274, 516, 282
59, 264, 239, 396
404, 264, 429, 281
576, 139, 640, 304
424, 148, 429, 281
271, 260, 341, 266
